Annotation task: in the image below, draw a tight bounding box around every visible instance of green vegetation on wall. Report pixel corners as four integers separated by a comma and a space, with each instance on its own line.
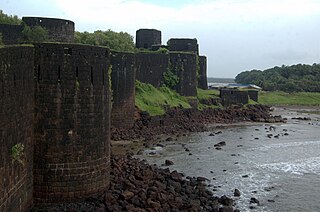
0, 10, 22, 25
135, 81, 191, 116
235, 63, 320, 92
163, 62, 179, 89
74, 30, 135, 52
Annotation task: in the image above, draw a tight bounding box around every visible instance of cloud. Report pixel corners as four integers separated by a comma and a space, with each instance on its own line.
53, 0, 320, 32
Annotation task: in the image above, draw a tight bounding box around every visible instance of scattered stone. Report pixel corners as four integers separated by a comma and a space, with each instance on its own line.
255, 129, 260, 131
185, 148, 190, 152
292, 117, 311, 121
219, 206, 234, 212
219, 195, 234, 206
166, 137, 174, 141
120, 190, 135, 200
237, 145, 243, 147
216, 147, 222, 150
164, 159, 174, 166
284, 133, 289, 136
274, 134, 280, 138
268, 199, 275, 203
254, 137, 259, 140
214, 141, 226, 147
156, 143, 165, 147
209, 133, 215, 136
250, 197, 260, 205
189, 153, 193, 156
215, 131, 223, 134
242, 175, 249, 178
234, 189, 241, 197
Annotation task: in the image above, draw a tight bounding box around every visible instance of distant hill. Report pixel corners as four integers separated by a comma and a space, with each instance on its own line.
207, 78, 235, 83
235, 63, 320, 92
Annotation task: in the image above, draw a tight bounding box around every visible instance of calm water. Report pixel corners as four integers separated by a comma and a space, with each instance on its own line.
137, 107, 320, 211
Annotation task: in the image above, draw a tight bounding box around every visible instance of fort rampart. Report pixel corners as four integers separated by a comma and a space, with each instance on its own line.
0, 21, 209, 211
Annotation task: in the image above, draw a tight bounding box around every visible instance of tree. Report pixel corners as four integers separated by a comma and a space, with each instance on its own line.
22, 25, 49, 43
235, 63, 320, 92
74, 30, 135, 52
0, 10, 21, 25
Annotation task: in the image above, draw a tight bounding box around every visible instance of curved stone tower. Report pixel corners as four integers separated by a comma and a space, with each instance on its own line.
22, 17, 74, 43
136, 29, 161, 49
33, 43, 111, 205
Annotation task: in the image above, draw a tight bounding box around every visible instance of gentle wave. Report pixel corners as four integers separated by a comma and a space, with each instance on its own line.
259, 157, 320, 175
257, 140, 320, 151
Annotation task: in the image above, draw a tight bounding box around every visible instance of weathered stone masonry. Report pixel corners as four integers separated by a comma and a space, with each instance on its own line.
0, 17, 74, 45
111, 51, 136, 129
0, 22, 208, 211
0, 46, 34, 212
0, 43, 112, 211
22, 17, 75, 43
33, 43, 111, 205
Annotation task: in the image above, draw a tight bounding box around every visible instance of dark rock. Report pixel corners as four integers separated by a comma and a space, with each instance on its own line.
268, 199, 275, 203
164, 159, 174, 166
197, 176, 209, 182
209, 133, 215, 136
120, 190, 135, 200
219, 195, 234, 206
156, 143, 165, 147
216, 147, 222, 150
250, 197, 260, 205
214, 141, 226, 147
234, 189, 241, 197
166, 137, 174, 141
242, 175, 249, 178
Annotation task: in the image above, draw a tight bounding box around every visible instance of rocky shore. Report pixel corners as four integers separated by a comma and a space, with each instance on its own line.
33, 154, 236, 212
111, 104, 284, 141
33, 105, 283, 211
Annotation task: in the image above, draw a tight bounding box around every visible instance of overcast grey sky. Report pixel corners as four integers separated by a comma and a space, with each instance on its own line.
2, 0, 320, 78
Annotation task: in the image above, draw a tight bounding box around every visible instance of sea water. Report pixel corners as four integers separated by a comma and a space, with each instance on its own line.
137, 107, 320, 212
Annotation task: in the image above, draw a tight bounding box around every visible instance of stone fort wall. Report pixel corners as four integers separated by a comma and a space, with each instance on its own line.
22, 17, 75, 43
198, 56, 208, 90
0, 46, 35, 211
0, 24, 23, 45
0, 17, 74, 45
33, 43, 111, 205
0, 22, 210, 211
220, 89, 249, 106
111, 51, 136, 129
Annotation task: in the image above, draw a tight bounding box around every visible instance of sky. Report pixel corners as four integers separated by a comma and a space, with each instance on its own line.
2, 0, 320, 78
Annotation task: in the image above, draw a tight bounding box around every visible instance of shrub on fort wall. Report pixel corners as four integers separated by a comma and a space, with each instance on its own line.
163, 63, 179, 89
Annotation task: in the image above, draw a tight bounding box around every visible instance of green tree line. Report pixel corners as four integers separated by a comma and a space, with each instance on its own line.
0, 10, 21, 25
74, 30, 135, 52
235, 64, 320, 92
